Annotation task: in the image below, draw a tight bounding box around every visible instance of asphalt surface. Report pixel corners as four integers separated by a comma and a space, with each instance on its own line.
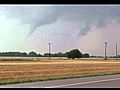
1, 74, 120, 88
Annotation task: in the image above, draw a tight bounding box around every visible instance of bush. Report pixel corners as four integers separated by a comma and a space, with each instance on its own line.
82, 53, 89, 58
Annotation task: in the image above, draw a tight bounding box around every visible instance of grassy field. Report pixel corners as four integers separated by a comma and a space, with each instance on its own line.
0, 57, 120, 85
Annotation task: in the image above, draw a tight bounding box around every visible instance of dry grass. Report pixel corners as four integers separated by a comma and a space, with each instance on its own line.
0, 57, 120, 84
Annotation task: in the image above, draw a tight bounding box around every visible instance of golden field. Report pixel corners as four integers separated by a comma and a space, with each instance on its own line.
0, 57, 120, 84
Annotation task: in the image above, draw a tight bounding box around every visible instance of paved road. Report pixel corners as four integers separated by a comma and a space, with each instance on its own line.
1, 74, 120, 88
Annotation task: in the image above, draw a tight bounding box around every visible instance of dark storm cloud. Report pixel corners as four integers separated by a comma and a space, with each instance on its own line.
1, 5, 120, 37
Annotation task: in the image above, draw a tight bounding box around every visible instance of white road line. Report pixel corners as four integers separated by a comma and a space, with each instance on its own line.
45, 78, 120, 88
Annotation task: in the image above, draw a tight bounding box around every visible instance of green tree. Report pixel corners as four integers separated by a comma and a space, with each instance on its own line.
66, 49, 82, 59
29, 51, 37, 56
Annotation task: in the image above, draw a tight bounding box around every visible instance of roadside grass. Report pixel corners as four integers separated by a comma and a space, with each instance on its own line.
0, 72, 120, 85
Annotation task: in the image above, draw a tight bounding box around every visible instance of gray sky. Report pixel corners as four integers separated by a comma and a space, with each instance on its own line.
0, 5, 120, 56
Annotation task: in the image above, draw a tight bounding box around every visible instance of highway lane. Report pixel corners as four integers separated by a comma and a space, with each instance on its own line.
1, 74, 120, 88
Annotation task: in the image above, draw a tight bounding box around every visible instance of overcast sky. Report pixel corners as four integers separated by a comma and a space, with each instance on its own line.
0, 5, 120, 56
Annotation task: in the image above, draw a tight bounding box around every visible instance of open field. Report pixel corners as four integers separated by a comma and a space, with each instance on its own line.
0, 57, 120, 85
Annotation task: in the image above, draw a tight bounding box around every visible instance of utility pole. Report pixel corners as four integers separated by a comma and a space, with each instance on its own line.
116, 43, 117, 60
105, 42, 107, 60
60, 52, 62, 60
48, 43, 51, 59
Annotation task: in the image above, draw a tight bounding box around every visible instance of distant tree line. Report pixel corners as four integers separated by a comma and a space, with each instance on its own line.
0, 49, 89, 59
0, 51, 42, 57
